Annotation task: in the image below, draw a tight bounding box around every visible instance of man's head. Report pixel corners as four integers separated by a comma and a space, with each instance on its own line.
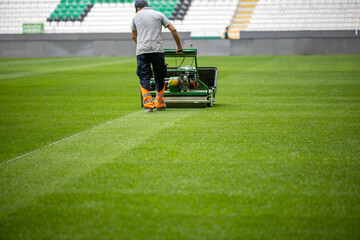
134, 0, 148, 11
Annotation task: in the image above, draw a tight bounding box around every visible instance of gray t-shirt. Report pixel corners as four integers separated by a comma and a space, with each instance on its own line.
130, 7, 171, 56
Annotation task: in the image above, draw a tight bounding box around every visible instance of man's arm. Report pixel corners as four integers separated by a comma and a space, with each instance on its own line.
167, 24, 183, 53
131, 30, 137, 44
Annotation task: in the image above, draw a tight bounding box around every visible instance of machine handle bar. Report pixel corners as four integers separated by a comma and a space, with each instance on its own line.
164, 49, 197, 55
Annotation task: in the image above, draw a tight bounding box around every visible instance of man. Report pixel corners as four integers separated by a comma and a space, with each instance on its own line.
131, 0, 183, 112
223, 26, 229, 39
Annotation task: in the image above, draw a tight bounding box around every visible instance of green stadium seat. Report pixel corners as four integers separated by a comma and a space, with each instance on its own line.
65, 11, 72, 18
50, 13, 57, 20
73, 10, 82, 17
57, 4, 64, 11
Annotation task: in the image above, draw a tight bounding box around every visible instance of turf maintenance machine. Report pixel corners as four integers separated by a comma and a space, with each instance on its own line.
141, 48, 218, 108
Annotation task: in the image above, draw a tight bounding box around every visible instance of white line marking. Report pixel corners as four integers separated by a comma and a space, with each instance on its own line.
0, 110, 142, 167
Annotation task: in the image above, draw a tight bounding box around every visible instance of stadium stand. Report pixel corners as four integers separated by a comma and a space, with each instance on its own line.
45, 0, 238, 37
229, 0, 256, 38
0, 0, 359, 38
46, 2, 134, 33
229, 0, 360, 37
174, 0, 238, 38
46, 0, 180, 33
0, 0, 237, 37
47, 0, 93, 23
0, 0, 59, 34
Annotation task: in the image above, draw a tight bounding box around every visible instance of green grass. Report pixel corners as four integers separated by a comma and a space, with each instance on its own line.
0, 55, 360, 239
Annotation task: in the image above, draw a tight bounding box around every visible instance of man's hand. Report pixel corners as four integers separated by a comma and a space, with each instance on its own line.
176, 47, 183, 54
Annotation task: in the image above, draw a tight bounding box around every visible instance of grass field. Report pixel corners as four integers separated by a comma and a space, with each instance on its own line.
0, 55, 359, 239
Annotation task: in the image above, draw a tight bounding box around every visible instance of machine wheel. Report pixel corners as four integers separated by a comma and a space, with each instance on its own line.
207, 88, 215, 107
208, 99, 214, 107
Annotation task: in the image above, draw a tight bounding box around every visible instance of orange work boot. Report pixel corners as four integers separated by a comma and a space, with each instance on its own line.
155, 85, 165, 110
140, 86, 155, 110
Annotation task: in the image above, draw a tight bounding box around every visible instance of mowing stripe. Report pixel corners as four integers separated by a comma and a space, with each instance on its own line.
0, 58, 134, 80
0, 58, 80, 67
0, 110, 142, 167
